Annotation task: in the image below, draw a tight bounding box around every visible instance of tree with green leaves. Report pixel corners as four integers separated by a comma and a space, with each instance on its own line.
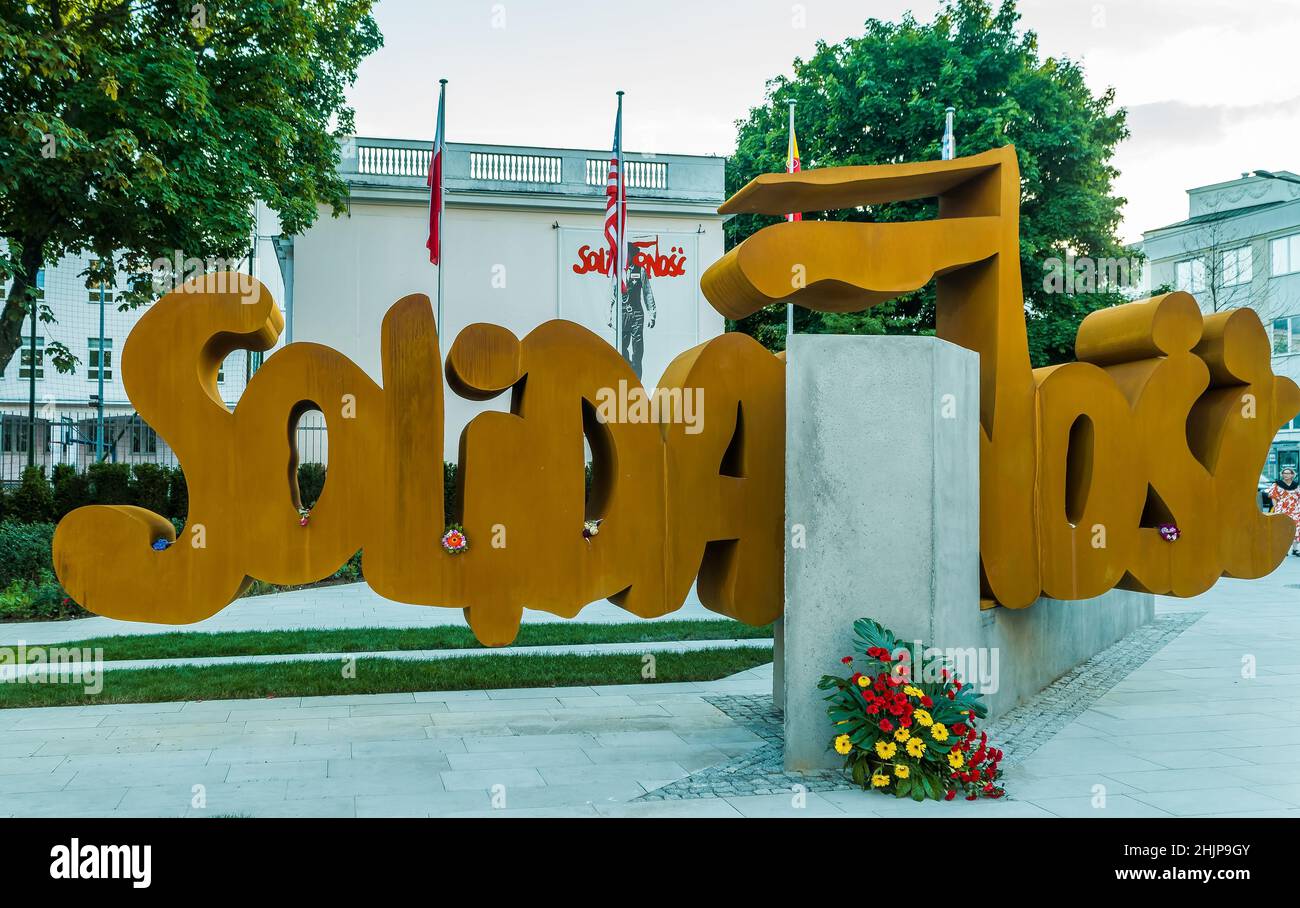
0, 0, 382, 373
726, 0, 1130, 366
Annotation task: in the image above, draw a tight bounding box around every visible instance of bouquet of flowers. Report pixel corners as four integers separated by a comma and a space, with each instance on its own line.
441, 523, 469, 555
818, 618, 1005, 801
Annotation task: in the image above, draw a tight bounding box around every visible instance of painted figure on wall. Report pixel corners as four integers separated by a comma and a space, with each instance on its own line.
609, 239, 657, 378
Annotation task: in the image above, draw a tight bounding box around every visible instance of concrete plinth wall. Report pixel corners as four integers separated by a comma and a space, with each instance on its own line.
781, 335, 1153, 771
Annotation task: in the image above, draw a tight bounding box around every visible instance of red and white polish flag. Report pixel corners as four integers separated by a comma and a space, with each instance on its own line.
427, 81, 446, 265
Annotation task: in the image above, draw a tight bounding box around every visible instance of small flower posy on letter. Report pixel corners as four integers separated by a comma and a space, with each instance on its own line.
820, 618, 1006, 802
442, 523, 469, 555
1158, 523, 1180, 542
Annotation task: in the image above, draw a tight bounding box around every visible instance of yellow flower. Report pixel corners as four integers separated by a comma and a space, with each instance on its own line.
874, 740, 897, 760
894, 764, 910, 779
834, 734, 853, 755
893, 727, 911, 743
871, 773, 890, 788
914, 709, 933, 727
948, 750, 965, 769
857, 676, 870, 688
903, 685, 923, 698
906, 737, 926, 758
930, 723, 949, 742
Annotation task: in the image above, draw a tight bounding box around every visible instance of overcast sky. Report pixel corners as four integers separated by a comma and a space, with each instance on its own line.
347, 0, 1300, 243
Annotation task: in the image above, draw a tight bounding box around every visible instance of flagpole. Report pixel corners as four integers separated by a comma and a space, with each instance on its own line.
786, 99, 796, 343
436, 78, 448, 332
614, 90, 625, 361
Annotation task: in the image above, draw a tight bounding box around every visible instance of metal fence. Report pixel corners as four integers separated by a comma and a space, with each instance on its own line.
0, 409, 329, 484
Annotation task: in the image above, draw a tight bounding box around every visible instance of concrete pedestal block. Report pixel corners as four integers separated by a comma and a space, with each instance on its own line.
780, 335, 1153, 771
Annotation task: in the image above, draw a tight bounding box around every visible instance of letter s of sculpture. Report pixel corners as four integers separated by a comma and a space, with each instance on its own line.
51, 274, 785, 644
703, 145, 1300, 607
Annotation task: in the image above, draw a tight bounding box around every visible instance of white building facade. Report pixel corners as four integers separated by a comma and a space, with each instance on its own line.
1141, 169, 1300, 477
0, 137, 726, 478
286, 138, 727, 453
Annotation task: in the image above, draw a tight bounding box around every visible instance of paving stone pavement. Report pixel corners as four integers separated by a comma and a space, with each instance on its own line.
2, 560, 1299, 818
5, 583, 724, 646
637, 612, 1206, 801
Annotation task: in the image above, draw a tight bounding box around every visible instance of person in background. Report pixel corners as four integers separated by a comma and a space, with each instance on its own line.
1268, 467, 1300, 556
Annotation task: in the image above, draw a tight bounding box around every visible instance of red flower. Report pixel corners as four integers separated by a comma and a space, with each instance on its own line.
865, 703, 880, 715
878, 719, 894, 733
921, 695, 933, 708
841, 656, 853, 665
900, 715, 912, 728
966, 794, 977, 801
944, 790, 956, 801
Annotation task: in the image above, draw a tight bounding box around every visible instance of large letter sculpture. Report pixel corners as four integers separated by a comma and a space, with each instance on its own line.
52, 278, 784, 644
703, 145, 1300, 606
51, 145, 1300, 636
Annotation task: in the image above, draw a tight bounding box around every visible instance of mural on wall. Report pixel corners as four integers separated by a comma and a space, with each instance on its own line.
561, 229, 698, 384
50, 146, 1300, 644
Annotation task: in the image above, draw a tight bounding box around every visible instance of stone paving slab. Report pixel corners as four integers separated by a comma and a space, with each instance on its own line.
3, 583, 724, 646
0, 638, 773, 679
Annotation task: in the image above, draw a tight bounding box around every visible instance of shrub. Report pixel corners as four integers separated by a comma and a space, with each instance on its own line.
88, 461, 133, 505
0, 520, 55, 586
51, 463, 93, 520
297, 462, 326, 509
9, 466, 53, 523
444, 461, 458, 525
0, 570, 88, 621
132, 462, 171, 515
167, 466, 188, 521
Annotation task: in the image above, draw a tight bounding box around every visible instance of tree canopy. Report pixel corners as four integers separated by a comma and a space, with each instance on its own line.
0, 0, 382, 372
725, 0, 1130, 366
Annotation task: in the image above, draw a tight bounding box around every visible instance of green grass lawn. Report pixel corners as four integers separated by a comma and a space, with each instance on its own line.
0, 647, 773, 708
2, 619, 773, 662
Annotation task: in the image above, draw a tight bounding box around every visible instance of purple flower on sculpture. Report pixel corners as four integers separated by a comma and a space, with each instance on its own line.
583, 518, 602, 541
1158, 523, 1180, 542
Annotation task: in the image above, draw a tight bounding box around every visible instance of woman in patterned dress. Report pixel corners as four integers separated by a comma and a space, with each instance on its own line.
1268, 468, 1300, 556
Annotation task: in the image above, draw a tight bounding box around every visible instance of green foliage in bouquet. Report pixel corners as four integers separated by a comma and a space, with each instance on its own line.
818, 618, 1006, 801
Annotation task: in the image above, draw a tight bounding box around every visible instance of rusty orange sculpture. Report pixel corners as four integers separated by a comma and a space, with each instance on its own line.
52, 144, 1299, 640
704, 145, 1300, 607
51, 278, 784, 644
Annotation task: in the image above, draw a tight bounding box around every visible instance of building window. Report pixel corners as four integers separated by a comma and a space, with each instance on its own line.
88, 337, 113, 381
18, 336, 44, 380
1176, 258, 1206, 293
1273, 317, 1300, 355
130, 420, 158, 454
1272, 234, 1300, 277
1, 416, 31, 454
1223, 247, 1253, 287
34, 268, 44, 301
87, 259, 116, 303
